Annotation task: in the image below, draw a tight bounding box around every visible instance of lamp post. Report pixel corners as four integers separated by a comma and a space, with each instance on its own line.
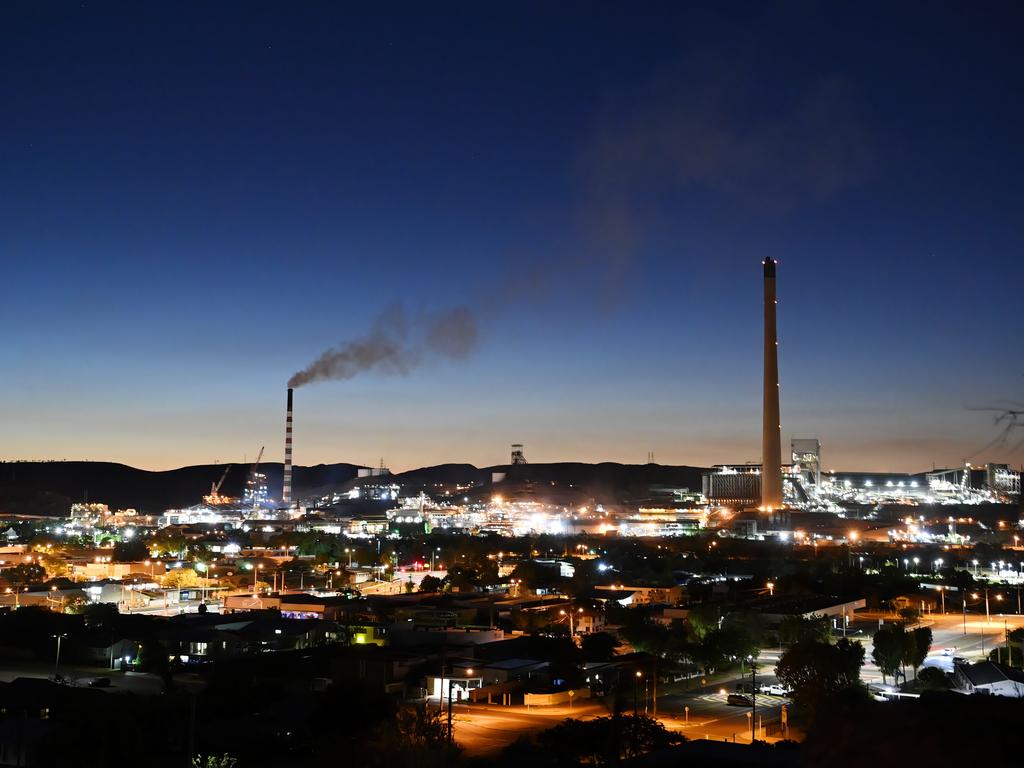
749, 656, 757, 743
634, 670, 642, 714
1005, 619, 1011, 666
252, 563, 263, 595
559, 607, 583, 636
447, 668, 473, 745
53, 633, 67, 680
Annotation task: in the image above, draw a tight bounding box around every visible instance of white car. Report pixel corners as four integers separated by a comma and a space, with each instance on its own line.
758, 683, 791, 696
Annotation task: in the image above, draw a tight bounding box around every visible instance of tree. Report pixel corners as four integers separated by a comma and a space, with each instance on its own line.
163, 568, 201, 589
686, 604, 722, 640
581, 632, 620, 662
419, 574, 442, 593
620, 622, 672, 657
367, 703, 458, 768
897, 606, 921, 622
192, 756, 237, 768
917, 666, 951, 691
907, 626, 932, 679
775, 638, 864, 719
871, 624, 907, 684
778, 614, 832, 645
509, 561, 565, 593
1, 562, 45, 584
531, 715, 684, 766
1008, 627, 1024, 666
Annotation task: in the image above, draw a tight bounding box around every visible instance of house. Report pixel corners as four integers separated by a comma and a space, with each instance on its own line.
593, 584, 685, 606
953, 661, 1024, 697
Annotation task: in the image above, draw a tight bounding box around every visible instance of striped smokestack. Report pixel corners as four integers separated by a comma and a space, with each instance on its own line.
283, 387, 293, 505
761, 258, 783, 509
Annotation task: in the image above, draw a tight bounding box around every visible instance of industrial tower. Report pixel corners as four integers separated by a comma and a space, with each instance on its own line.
761, 258, 783, 509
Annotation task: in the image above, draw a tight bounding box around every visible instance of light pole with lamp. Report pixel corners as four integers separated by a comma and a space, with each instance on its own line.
559, 607, 583, 636
748, 655, 757, 743
53, 633, 67, 680
447, 668, 473, 745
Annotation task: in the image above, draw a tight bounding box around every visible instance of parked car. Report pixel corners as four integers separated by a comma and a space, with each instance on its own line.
727, 693, 753, 706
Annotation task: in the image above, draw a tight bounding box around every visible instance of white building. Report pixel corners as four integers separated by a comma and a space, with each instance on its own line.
954, 661, 1024, 697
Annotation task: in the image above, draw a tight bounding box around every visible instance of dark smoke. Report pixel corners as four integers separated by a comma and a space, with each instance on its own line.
290, 57, 876, 389
288, 305, 478, 388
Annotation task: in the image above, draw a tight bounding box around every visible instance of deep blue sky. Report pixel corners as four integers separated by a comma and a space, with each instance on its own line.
2, 2, 1021, 471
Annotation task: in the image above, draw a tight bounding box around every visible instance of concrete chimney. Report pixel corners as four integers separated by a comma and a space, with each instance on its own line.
761, 258, 783, 509
283, 387, 293, 505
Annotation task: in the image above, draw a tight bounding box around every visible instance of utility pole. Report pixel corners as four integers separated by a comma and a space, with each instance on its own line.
750, 657, 757, 743
53, 633, 66, 679
651, 663, 659, 720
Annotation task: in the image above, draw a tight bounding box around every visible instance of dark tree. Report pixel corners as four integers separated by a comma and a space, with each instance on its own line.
775, 638, 864, 719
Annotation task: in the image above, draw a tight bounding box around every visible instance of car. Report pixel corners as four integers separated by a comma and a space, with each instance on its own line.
727, 693, 753, 706
88, 677, 111, 688
758, 683, 792, 696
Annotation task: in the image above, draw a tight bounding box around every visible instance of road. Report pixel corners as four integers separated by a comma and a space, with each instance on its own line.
451, 614, 1024, 756
856, 612, 1024, 684
450, 673, 792, 756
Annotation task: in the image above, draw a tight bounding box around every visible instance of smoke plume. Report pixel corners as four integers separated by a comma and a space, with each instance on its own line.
289, 55, 876, 390
288, 305, 478, 388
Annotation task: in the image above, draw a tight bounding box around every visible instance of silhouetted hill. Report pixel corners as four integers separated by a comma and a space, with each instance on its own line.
0, 460, 708, 517
0, 461, 362, 515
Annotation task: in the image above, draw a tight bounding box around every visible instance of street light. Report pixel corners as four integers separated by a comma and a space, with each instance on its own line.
559, 607, 583, 635
252, 563, 263, 594
447, 668, 474, 745
766, 582, 775, 597
53, 633, 67, 680
748, 655, 757, 743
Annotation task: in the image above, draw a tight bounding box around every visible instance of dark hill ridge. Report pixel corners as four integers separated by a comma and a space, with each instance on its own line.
0, 460, 362, 515
0, 460, 709, 516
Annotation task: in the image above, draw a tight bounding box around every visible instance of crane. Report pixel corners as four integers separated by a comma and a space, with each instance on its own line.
245, 446, 267, 509
203, 465, 232, 505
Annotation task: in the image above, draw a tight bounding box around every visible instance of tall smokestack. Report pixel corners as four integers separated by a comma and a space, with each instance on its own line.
762, 258, 783, 509
283, 388, 293, 505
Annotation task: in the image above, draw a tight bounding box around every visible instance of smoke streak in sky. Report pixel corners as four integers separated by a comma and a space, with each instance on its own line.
288, 305, 479, 388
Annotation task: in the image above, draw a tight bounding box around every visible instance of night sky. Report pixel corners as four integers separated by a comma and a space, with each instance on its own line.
2, 2, 1022, 472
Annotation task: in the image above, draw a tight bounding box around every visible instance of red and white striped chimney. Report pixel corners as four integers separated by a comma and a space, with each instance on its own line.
283, 387, 293, 504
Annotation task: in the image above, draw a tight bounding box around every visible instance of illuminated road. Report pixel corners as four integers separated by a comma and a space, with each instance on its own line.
450, 677, 791, 755
857, 613, 1024, 684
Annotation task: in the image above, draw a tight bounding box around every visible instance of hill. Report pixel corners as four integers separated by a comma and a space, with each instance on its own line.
0, 460, 708, 516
